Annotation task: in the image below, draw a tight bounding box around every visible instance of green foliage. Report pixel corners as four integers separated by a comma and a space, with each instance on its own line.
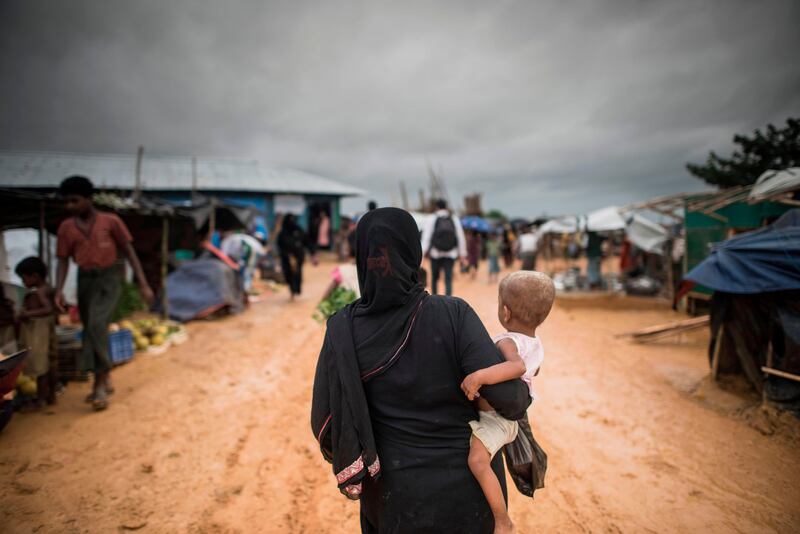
686, 118, 800, 188
313, 286, 358, 323
111, 281, 147, 322
485, 209, 507, 221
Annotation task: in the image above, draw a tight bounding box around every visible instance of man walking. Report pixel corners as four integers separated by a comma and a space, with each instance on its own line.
421, 199, 467, 296
517, 225, 539, 270
54, 176, 154, 411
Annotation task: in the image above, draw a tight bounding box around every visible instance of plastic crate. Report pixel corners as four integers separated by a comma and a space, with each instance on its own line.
108, 329, 135, 366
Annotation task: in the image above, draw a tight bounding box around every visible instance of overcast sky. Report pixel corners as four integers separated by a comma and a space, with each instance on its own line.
1, 1, 798, 217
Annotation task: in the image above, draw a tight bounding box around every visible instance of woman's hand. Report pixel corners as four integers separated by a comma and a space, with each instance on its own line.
460, 370, 485, 401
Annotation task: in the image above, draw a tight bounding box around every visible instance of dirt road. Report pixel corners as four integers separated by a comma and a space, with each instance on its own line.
2, 261, 799, 533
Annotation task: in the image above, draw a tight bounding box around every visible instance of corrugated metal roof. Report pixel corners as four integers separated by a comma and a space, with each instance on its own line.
0, 150, 365, 197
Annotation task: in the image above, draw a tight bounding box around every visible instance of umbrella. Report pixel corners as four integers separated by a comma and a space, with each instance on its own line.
461, 215, 493, 233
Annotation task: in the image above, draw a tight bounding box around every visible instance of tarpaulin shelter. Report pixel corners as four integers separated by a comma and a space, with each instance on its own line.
680, 209, 800, 296
680, 210, 800, 412
586, 206, 626, 232
537, 216, 581, 235
749, 167, 800, 203
625, 213, 669, 254
164, 258, 245, 322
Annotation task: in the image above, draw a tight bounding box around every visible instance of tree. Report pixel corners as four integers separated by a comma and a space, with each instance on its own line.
686, 118, 800, 188
485, 209, 507, 221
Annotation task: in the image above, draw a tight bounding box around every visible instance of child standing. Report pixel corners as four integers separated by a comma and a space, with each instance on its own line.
486, 232, 502, 283
54, 176, 154, 411
15, 257, 58, 408
460, 271, 555, 534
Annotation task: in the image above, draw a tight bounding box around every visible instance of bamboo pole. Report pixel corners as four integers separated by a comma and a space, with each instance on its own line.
761, 366, 800, 384
160, 217, 169, 320
711, 324, 724, 380
38, 200, 45, 258
134, 145, 144, 201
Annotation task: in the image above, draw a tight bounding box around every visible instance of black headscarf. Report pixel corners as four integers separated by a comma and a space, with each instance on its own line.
311, 208, 428, 499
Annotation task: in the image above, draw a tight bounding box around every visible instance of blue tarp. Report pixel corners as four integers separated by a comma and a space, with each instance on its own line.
165, 258, 244, 322
461, 215, 493, 233
685, 209, 800, 294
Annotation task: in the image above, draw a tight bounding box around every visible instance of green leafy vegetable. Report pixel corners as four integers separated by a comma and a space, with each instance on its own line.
313, 286, 357, 323
111, 281, 147, 322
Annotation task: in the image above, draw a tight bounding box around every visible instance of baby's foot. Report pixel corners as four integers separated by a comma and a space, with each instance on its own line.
494, 515, 515, 534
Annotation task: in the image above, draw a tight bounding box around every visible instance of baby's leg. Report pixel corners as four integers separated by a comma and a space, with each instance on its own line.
468, 437, 515, 534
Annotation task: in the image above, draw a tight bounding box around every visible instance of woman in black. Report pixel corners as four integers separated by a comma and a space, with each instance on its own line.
277, 214, 316, 299
312, 208, 530, 533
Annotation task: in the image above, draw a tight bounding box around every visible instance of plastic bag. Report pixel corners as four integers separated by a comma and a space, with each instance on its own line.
502, 415, 547, 498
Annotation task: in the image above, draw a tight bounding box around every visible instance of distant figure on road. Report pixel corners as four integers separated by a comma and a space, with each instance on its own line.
466, 230, 482, 280
502, 226, 516, 268
317, 211, 331, 249
421, 199, 467, 296
516, 226, 539, 271
586, 231, 605, 289
54, 176, 154, 411
486, 232, 502, 283
277, 214, 317, 300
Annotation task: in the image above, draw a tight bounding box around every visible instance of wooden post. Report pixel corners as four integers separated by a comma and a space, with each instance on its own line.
762, 342, 774, 405
134, 145, 144, 201
711, 324, 724, 380
38, 200, 45, 258
160, 217, 169, 320
191, 156, 198, 202
665, 238, 675, 302
208, 197, 217, 240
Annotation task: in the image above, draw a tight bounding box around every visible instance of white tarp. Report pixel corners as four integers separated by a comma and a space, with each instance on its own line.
537, 216, 581, 235
625, 213, 668, 254
586, 206, 626, 232
749, 167, 800, 200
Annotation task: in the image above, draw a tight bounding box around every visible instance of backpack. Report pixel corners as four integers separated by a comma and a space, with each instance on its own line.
431, 215, 458, 251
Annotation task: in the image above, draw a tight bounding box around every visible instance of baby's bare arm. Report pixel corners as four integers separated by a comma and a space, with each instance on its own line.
460, 338, 526, 400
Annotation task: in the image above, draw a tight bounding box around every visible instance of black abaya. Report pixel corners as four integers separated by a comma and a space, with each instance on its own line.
311, 209, 530, 532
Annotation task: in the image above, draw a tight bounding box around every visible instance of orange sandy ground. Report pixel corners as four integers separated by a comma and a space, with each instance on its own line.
1, 259, 799, 533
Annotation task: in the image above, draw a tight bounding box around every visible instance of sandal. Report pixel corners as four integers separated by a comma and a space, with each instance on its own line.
92, 397, 108, 411
92, 391, 108, 411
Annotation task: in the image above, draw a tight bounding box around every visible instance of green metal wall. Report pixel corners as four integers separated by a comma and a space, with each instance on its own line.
684, 197, 792, 295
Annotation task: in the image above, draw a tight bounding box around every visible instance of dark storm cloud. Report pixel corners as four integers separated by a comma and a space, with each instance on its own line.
1, 0, 799, 216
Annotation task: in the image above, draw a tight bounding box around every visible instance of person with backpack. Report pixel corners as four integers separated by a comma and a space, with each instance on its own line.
421, 199, 467, 296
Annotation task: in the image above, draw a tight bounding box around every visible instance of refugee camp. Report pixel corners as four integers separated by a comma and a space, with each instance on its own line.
1, 1, 799, 533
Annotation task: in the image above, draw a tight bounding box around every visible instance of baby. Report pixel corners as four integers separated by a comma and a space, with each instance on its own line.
460, 270, 555, 534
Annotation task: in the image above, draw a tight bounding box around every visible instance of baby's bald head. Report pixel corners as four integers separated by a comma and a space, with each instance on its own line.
499, 271, 555, 329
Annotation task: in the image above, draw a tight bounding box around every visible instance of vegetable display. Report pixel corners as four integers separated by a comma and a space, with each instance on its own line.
313, 287, 357, 323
